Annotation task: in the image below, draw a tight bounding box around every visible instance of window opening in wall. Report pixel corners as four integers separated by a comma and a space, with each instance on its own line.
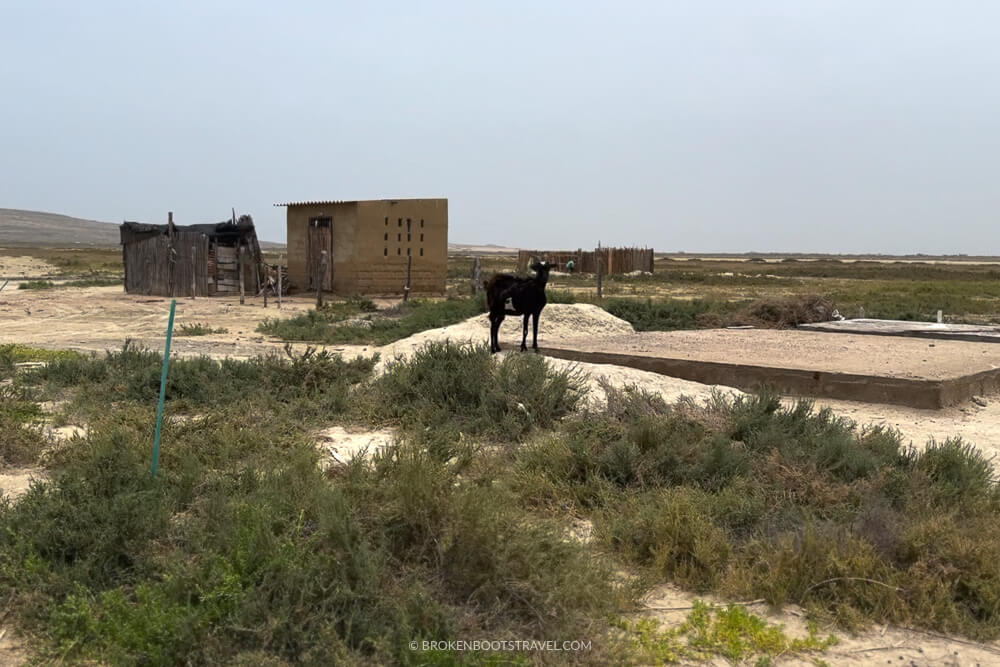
397, 248, 401, 255
397, 233, 401, 242
420, 219, 424, 228
384, 217, 388, 226
406, 218, 411, 231
420, 233, 424, 242
419, 248, 423, 256
398, 218, 402, 226
384, 232, 388, 241
384, 248, 388, 256
407, 248, 411, 256
407, 233, 411, 242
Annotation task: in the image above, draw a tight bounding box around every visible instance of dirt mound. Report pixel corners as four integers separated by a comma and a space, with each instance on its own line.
375, 303, 635, 370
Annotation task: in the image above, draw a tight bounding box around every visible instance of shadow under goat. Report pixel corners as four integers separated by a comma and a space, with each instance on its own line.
484, 260, 552, 353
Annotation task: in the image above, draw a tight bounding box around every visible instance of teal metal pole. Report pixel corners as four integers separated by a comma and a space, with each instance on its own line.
151, 299, 177, 477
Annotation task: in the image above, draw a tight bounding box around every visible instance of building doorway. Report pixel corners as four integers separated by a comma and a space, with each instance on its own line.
307, 217, 333, 291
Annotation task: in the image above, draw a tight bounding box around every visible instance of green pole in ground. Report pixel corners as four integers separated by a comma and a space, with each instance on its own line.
151, 299, 177, 477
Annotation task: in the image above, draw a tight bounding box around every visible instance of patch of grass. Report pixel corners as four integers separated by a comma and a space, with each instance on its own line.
620, 601, 837, 664
17, 277, 121, 290
258, 297, 485, 346
0, 345, 84, 379
17, 280, 55, 289
176, 322, 229, 336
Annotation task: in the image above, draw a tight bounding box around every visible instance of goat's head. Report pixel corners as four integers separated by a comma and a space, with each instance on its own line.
529, 260, 552, 282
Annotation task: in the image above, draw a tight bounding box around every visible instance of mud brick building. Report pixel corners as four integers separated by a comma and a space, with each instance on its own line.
277, 198, 447, 295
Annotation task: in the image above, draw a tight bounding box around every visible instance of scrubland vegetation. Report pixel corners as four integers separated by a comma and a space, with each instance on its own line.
3, 340, 1000, 664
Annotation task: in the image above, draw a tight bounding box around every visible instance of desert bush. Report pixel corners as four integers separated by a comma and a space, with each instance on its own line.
596, 488, 732, 591
24, 341, 375, 419
696, 295, 838, 329
603, 298, 737, 331
0, 384, 46, 465
176, 322, 229, 336
341, 442, 623, 642
363, 342, 583, 446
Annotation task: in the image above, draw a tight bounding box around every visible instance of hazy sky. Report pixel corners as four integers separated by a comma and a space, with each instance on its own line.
1, 1, 997, 253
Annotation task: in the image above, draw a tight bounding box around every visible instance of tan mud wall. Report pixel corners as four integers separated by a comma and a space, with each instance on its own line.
285, 199, 447, 295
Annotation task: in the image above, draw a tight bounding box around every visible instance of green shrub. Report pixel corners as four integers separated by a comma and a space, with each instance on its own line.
364, 342, 583, 445
0, 385, 46, 465
597, 488, 732, 591
176, 323, 229, 336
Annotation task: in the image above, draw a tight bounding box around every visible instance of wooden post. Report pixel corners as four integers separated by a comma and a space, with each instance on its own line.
239, 245, 245, 305
190, 244, 196, 299
316, 250, 327, 308
596, 243, 603, 299
263, 267, 268, 308
166, 211, 175, 296
277, 254, 282, 309
471, 256, 482, 294
403, 254, 412, 302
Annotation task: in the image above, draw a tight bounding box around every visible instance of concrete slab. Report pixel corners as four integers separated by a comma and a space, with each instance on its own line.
540, 329, 1000, 409
798, 318, 1000, 343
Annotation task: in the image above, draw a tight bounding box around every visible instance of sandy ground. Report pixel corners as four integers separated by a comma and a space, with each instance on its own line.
0, 255, 58, 279
4, 289, 1000, 663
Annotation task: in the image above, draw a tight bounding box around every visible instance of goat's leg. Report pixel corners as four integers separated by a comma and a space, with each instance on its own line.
489, 312, 503, 353
532, 311, 540, 351
521, 314, 530, 351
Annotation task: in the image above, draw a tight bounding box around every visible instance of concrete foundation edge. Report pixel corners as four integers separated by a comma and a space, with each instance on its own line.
539, 347, 1000, 410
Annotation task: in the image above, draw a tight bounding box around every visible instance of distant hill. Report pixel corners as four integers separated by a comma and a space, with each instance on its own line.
0, 208, 121, 247
0, 208, 284, 249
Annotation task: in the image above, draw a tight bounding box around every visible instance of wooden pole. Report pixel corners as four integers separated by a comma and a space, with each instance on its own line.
239, 245, 245, 305
190, 244, 196, 299
316, 250, 327, 308
403, 254, 412, 302
471, 255, 481, 294
596, 243, 603, 299
277, 254, 282, 309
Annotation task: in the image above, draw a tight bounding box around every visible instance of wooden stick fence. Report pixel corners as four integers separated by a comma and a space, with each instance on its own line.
517, 247, 653, 274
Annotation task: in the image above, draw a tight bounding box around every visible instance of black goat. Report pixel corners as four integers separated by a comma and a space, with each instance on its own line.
484, 260, 552, 353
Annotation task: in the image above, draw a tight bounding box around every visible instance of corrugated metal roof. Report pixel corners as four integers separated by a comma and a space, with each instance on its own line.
273, 200, 356, 207
274, 197, 444, 207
